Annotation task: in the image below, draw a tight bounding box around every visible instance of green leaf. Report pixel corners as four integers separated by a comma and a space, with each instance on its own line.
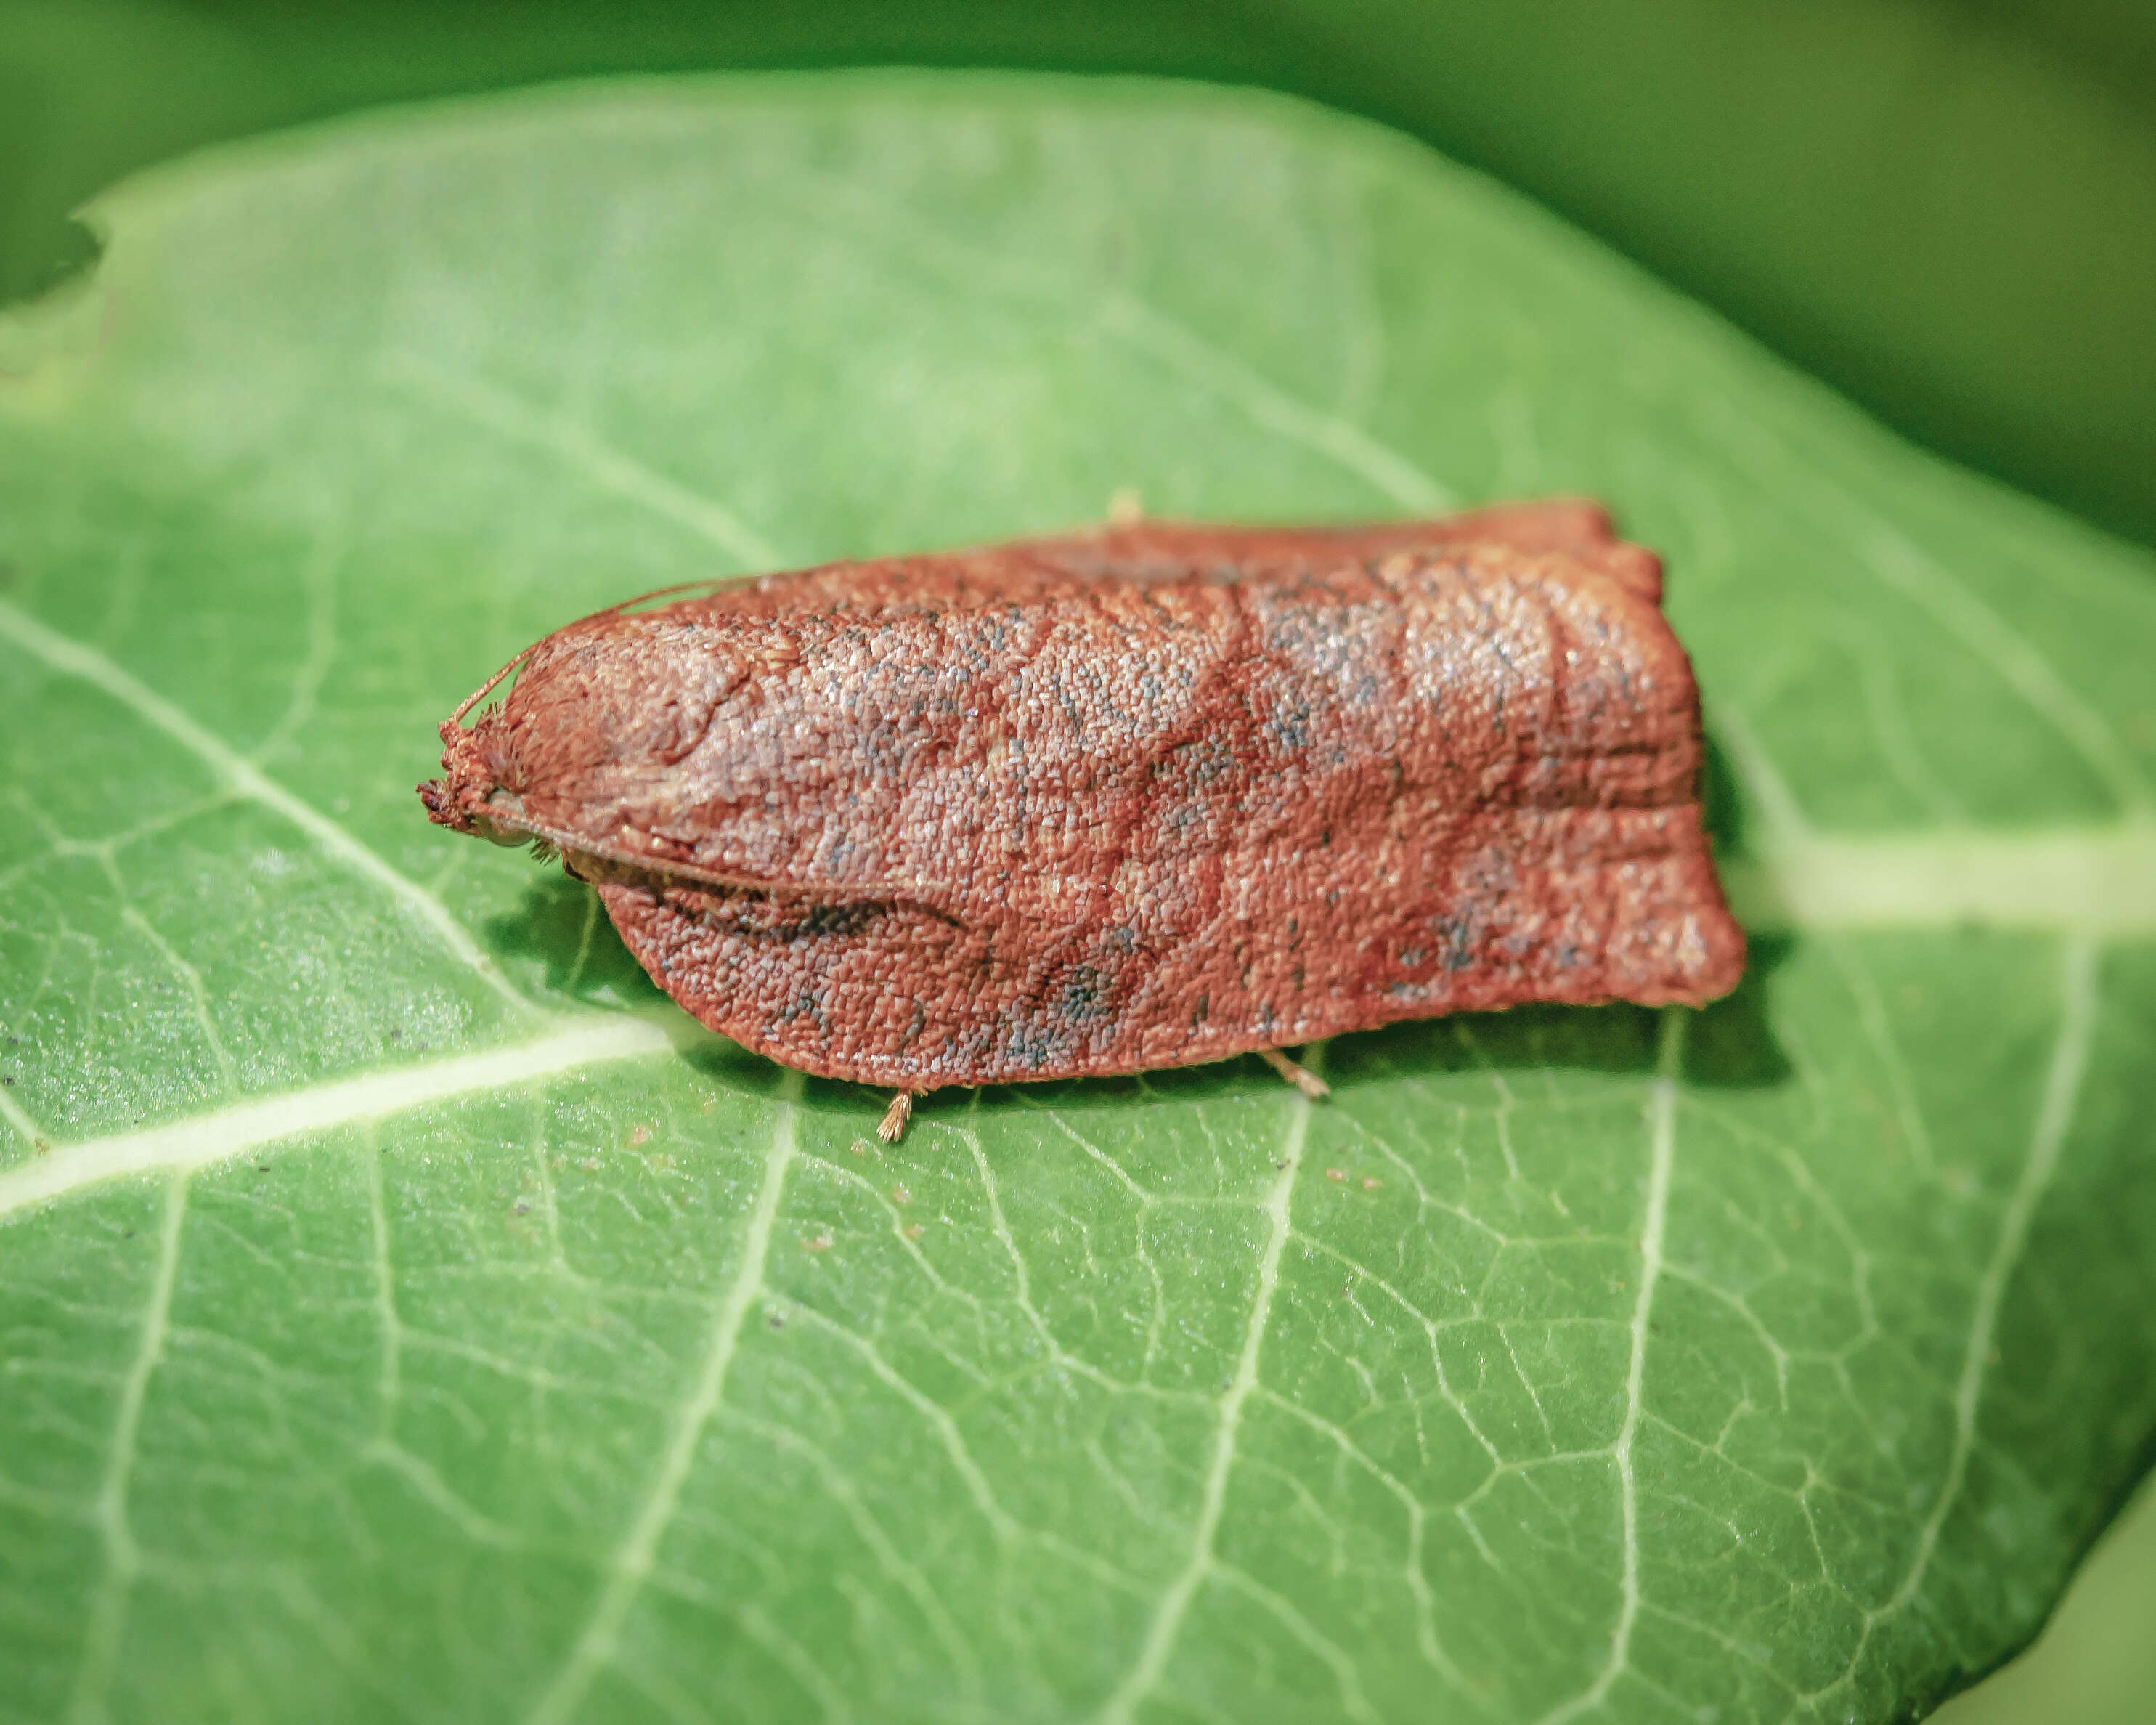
2, 72, 2153, 1724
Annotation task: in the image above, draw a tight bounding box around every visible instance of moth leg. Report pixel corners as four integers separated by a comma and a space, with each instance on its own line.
877, 1091, 917, 1144
1258, 1047, 1330, 1100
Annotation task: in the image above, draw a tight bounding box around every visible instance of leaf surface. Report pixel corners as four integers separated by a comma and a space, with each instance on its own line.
1, 73, 2153, 1725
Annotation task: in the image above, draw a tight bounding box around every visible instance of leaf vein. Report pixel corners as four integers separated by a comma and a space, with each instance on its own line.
1092, 1046, 1322, 1725
0, 1017, 678, 1220
1799, 933, 2103, 1707
1532, 1009, 1685, 1725
0, 597, 531, 1015
385, 357, 784, 569
521, 1071, 802, 1725
67, 1169, 187, 1725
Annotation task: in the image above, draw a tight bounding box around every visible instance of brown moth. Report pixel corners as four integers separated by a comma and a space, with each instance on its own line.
420, 500, 1744, 1139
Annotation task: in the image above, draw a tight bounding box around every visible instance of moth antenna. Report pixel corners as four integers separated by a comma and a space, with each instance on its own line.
601, 572, 764, 617
443, 573, 773, 743
445, 642, 542, 733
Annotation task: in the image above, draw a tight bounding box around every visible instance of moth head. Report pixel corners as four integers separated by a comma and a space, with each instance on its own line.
420, 609, 762, 866
417, 707, 536, 848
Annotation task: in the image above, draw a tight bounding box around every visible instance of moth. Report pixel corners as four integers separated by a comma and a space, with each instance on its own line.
420, 501, 1744, 1139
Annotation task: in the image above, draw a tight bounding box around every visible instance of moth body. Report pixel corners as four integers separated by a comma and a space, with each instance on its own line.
421, 503, 1744, 1095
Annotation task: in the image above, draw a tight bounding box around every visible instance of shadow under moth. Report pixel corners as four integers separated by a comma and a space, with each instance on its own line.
420, 500, 1744, 1139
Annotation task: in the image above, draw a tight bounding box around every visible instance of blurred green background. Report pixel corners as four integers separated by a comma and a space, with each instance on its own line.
1941, 1477, 2156, 1725
6, 0, 2155, 549
5, 4, 2152, 1718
